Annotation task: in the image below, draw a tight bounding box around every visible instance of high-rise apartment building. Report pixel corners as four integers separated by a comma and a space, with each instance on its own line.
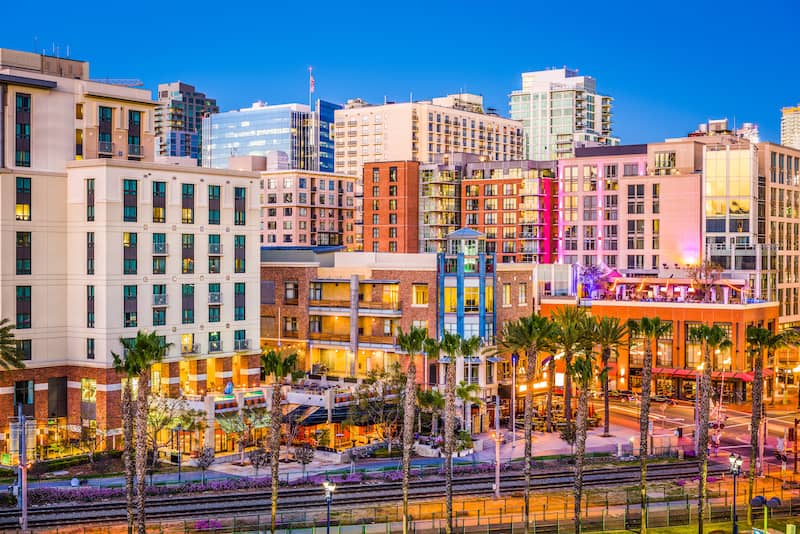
362, 161, 421, 253
782, 105, 800, 150
154, 81, 218, 164
509, 68, 618, 160
202, 100, 340, 172
0, 48, 261, 457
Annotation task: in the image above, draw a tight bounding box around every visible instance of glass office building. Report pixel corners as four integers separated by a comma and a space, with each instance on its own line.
318, 100, 342, 173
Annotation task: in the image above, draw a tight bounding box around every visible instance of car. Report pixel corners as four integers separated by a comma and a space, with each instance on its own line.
650, 395, 671, 403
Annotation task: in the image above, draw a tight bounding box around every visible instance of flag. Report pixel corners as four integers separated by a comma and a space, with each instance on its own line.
309, 67, 315, 94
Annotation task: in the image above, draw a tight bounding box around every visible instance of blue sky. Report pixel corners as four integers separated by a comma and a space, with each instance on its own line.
5, 0, 798, 144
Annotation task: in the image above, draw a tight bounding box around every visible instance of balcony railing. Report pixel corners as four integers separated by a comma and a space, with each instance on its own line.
152, 243, 168, 255
209, 340, 223, 353
128, 144, 143, 157
282, 330, 300, 339
359, 301, 401, 311
208, 243, 223, 255
234, 339, 250, 351
152, 294, 168, 306
309, 299, 350, 308
359, 335, 397, 345
98, 141, 114, 154
208, 292, 222, 304
181, 343, 200, 354
309, 332, 350, 343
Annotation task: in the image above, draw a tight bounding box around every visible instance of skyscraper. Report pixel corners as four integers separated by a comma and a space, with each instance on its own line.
154, 81, 218, 164
509, 68, 618, 160
781, 104, 800, 150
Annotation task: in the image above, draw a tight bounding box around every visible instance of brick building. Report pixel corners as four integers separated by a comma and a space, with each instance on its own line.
362, 161, 420, 253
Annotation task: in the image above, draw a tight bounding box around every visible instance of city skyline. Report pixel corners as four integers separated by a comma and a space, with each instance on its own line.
3, 0, 798, 147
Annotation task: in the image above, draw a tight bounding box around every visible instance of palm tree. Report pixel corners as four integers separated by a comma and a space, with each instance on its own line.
627, 317, 671, 534
397, 325, 427, 534
438, 331, 462, 534
458, 336, 483, 433
551, 306, 591, 423
593, 317, 627, 436
113, 331, 170, 534
688, 324, 731, 534
496, 314, 555, 533
568, 351, 599, 534
261, 348, 302, 534
0, 318, 25, 370
417, 389, 444, 435
456, 380, 482, 433
745, 326, 797, 524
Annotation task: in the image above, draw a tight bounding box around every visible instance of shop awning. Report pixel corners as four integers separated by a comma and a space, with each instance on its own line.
214, 395, 238, 413
650, 368, 774, 381
243, 390, 267, 408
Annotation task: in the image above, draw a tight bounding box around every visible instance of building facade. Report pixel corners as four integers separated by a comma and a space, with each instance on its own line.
781, 105, 800, 150
154, 81, 218, 164
362, 161, 420, 253
260, 170, 356, 247
509, 68, 618, 160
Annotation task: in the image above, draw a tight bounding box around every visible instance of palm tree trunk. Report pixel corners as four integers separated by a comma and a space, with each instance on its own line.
697, 346, 713, 534
523, 350, 536, 534
135, 371, 150, 534
564, 352, 572, 423
546, 360, 556, 433
270, 383, 282, 534
444, 362, 456, 534
602, 348, 611, 436
639, 344, 654, 534
748, 349, 763, 525
122, 381, 134, 534
574, 386, 589, 534
402, 361, 417, 534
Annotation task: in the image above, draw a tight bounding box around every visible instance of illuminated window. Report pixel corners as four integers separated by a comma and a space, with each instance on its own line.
412, 284, 428, 306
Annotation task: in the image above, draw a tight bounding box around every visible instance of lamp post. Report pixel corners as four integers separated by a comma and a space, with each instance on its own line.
729, 453, 743, 534
493, 394, 501, 499
176, 423, 182, 483
511, 352, 518, 448
694, 362, 704, 456
322, 479, 336, 534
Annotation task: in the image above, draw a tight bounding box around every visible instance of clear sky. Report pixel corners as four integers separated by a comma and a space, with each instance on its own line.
4, 0, 798, 144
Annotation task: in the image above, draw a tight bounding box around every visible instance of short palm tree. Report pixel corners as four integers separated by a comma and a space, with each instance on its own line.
459, 336, 483, 433
456, 380, 482, 433
551, 306, 591, 423
417, 389, 444, 435
261, 348, 302, 534
593, 317, 627, 436
114, 331, 170, 534
744, 326, 797, 524
627, 317, 671, 534
496, 314, 555, 533
397, 326, 427, 534
0, 318, 25, 370
568, 350, 600, 534
438, 331, 462, 534
688, 324, 731, 534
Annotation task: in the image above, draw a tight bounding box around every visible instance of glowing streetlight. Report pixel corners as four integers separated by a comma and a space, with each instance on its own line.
322, 479, 336, 534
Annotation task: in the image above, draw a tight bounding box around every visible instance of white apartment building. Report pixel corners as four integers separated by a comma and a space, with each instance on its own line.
782, 105, 800, 150
509, 68, 618, 160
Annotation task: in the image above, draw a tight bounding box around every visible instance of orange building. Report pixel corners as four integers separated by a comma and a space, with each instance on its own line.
362, 161, 420, 253
539, 277, 779, 402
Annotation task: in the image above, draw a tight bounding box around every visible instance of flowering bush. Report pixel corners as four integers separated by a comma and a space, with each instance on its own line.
195, 519, 223, 530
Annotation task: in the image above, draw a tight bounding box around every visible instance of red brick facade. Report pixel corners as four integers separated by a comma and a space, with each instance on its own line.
362, 161, 421, 253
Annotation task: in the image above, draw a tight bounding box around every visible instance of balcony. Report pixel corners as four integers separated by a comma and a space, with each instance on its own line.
309, 299, 350, 309
152, 243, 168, 255
282, 330, 300, 339
128, 144, 143, 158
181, 343, 200, 355
98, 141, 114, 155
208, 243, 223, 255
359, 335, 397, 346
208, 292, 222, 304
152, 294, 168, 306
234, 339, 251, 351
309, 332, 350, 343
209, 340, 223, 353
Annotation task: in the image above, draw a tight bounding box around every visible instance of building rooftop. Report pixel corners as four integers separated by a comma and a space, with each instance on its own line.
574, 144, 648, 157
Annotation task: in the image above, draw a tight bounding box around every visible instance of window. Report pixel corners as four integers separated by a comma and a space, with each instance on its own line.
234, 187, 246, 225
518, 283, 527, 305
15, 93, 31, 167
234, 235, 246, 273
182, 234, 194, 273
208, 305, 220, 323
153, 256, 166, 275
16, 232, 31, 275
153, 181, 166, 223
123, 285, 137, 327
627, 255, 645, 269
87, 232, 95, 274
444, 287, 457, 313
181, 184, 194, 224
208, 331, 222, 353
234, 282, 246, 320
372, 168, 380, 182
86, 179, 95, 221
464, 287, 479, 312
16, 286, 31, 329
123, 180, 137, 222
16, 340, 31, 361
182, 284, 194, 324
152, 307, 166, 326
14, 380, 33, 410
87, 338, 95, 360
389, 167, 398, 182
16, 177, 31, 221
208, 185, 221, 225
284, 282, 299, 303
87, 285, 95, 328
623, 163, 639, 176
123, 232, 137, 274
502, 283, 512, 306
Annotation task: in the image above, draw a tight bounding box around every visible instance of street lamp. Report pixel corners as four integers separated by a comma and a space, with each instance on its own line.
729, 453, 743, 534
510, 352, 519, 448
322, 479, 336, 534
494, 394, 501, 499
175, 423, 182, 482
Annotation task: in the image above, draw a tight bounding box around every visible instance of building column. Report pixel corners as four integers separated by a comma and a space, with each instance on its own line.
243, 353, 261, 388
189, 359, 208, 396
215, 357, 233, 392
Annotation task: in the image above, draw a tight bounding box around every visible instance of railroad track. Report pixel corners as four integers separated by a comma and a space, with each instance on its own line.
0, 461, 720, 529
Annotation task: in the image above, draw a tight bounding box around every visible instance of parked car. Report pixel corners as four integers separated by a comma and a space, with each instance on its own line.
650, 395, 671, 403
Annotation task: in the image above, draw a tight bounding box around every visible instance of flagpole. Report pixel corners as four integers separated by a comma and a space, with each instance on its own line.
308, 66, 313, 111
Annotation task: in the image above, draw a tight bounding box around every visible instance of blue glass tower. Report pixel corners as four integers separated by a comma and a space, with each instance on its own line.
317, 99, 342, 173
